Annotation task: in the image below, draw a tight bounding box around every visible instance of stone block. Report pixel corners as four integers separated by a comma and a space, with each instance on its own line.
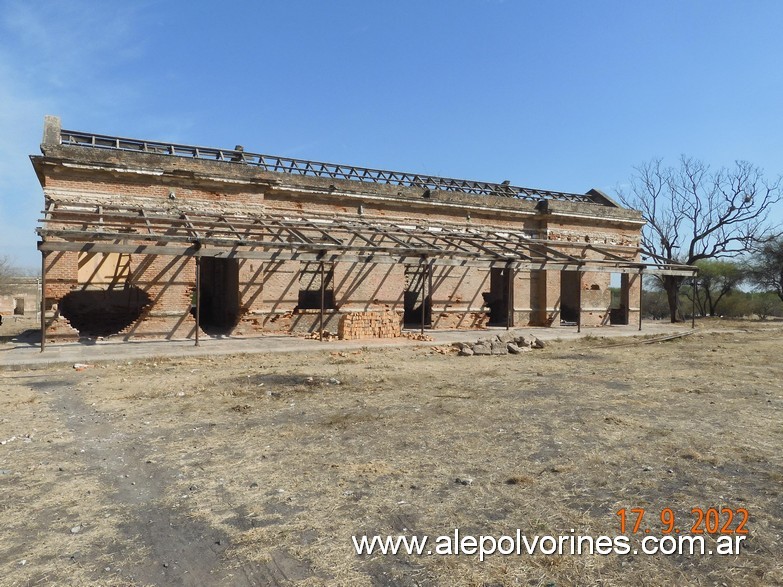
490, 340, 508, 355
472, 343, 491, 356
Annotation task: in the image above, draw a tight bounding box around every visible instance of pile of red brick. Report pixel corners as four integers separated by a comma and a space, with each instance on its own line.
338, 310, 402, 340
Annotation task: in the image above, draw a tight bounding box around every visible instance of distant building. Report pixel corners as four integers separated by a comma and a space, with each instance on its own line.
31, 116, 692, 343
0, 277, 40, 319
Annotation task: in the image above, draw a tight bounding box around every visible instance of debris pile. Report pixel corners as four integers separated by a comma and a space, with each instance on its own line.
403, 332, 434, 342
303, 330, 338, 340
454, 332, 546, 356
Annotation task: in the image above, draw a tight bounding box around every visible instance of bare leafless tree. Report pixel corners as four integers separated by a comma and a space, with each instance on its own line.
618, 157, 782, 322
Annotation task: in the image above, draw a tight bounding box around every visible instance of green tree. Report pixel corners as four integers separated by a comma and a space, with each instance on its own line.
749, 238, 783, 302
719, 291, 752, 318
618, 157, 782, 322
683, 260, 747, 317
752, 292, 783, 319
641, 289, 670, 320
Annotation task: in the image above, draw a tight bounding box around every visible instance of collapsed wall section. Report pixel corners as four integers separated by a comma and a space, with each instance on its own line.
43, 251, 197, 341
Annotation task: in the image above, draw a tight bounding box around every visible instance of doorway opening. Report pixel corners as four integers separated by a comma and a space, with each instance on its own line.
483, 267, 512, 326
197, 257, 240, 334
609, 273, 630, 325
560, 270, 581, 324
403, 264, 431, 328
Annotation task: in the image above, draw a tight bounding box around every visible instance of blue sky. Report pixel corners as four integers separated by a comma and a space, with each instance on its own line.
1, 0, 782, 269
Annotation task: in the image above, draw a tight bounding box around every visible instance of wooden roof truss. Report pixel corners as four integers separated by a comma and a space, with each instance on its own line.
37, 201, 695, 276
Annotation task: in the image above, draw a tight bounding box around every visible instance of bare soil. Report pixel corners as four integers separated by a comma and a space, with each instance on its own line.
0, 316, 40, 345
1, 324, 782, 586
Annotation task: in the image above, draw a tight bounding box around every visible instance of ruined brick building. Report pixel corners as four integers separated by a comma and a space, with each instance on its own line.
31, 116, 692, 345
0, 277, 40, 319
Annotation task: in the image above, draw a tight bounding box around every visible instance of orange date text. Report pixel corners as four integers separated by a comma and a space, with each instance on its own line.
616, 507, 749, 535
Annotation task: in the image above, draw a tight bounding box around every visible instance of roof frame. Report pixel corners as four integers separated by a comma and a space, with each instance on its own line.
37, 201, 696, 276
58, 128, 610, 205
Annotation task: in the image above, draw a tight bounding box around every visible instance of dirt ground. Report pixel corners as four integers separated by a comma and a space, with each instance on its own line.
1, 323, 782, 586
0, 316, 40, 344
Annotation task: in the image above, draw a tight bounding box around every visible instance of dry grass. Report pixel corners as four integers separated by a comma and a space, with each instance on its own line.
1, 325, 782, 586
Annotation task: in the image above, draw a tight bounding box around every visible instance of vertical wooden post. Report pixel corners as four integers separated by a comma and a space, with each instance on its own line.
506, 265, 514, 330
638, 271, 643, 331
194, 256, 201, 347
691, 272, 696, 329
420, 259, 427, 335
428, 260, 433, 330
577, 270, 582, 334
40, 251, 47, 352
319, 261, 325, 342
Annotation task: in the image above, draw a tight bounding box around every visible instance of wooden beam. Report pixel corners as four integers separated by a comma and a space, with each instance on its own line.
38, 240, 201, 256
35, 236, 695, 276
319, 261, 325, 342
38, 203, 696, 276
195, 257, 201, 347
506, 265, 514, 330
644, 267, 698, 277
40, 250, 46, 352
36, 240, 683, 274
638, 271, 643, 331
691, 276, 696, 328
420, 258, 427, 335
577, 270, 583, 334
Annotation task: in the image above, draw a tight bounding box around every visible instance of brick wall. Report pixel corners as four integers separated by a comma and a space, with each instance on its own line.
34, 139, 645, 340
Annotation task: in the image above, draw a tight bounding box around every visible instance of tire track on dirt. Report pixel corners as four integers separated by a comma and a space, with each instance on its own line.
39, 375, 311, 586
